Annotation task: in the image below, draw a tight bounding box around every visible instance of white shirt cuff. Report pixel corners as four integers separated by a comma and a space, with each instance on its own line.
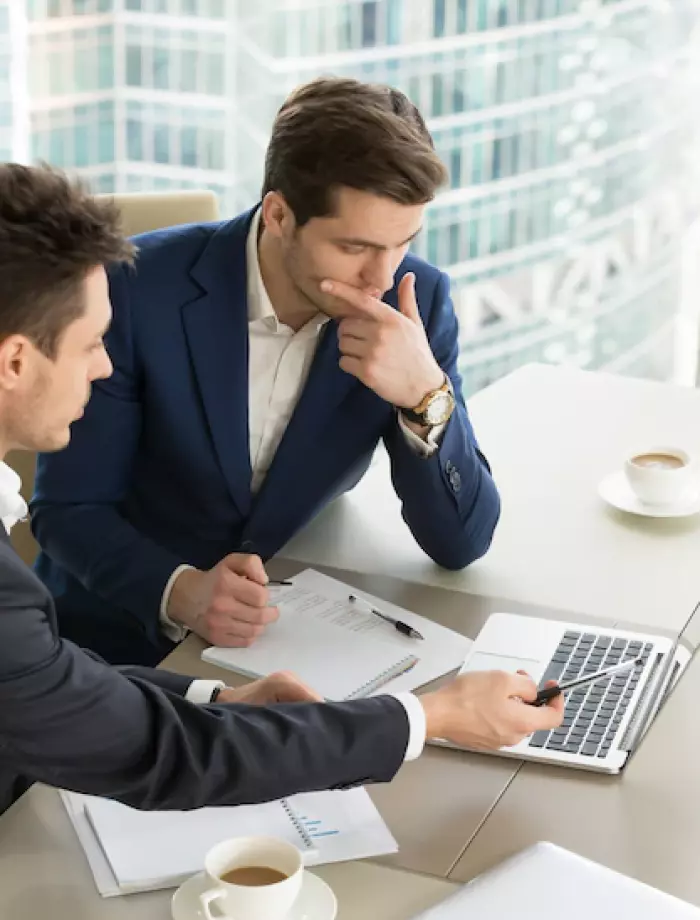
397, 411, 447, 457
388, 692, 426, 762
185, 679, 226, 705
159, 563, 196, 642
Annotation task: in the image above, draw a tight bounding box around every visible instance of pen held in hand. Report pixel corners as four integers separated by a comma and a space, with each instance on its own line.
348, 594, 424, 640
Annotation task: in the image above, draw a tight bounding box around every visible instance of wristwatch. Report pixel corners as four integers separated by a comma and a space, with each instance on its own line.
401, 376, 455, 427
209, 684, 225, 703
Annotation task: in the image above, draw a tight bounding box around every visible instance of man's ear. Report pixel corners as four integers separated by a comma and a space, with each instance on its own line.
0, 336, 30, 393
261, 191, 295, 240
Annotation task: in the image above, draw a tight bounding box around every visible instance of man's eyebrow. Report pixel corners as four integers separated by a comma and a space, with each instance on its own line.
333, 227, 423, 250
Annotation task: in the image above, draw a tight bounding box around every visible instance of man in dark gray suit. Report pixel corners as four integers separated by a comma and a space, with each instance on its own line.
0, 163, 562, 815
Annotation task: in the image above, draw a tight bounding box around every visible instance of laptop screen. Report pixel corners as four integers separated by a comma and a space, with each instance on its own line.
626, 599, 700, 760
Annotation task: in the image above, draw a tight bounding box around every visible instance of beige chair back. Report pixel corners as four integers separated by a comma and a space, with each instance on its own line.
6, 190, 221, 564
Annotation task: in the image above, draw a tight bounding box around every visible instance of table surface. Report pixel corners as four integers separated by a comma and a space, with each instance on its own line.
0, 785, 456, 920
280, 363, 700, 632
4, 364, 700, 917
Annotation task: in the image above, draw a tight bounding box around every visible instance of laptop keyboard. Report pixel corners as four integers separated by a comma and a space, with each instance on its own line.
528, 631, 653, 759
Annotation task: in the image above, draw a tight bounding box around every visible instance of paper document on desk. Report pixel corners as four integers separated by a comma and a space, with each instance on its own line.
202, 568, 471, 699
61, 785, 397, 897
410, 842, 700, 919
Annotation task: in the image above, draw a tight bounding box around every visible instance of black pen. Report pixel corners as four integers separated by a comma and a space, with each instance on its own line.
267, 580, 293, 586
348, 594, 424, 640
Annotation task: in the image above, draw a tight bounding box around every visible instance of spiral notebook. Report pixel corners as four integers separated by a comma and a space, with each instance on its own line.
202, 569, 472, 700
62, 785, 398, 897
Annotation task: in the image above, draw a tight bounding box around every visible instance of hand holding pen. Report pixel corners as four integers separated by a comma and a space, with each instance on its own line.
348, 594, 424, 640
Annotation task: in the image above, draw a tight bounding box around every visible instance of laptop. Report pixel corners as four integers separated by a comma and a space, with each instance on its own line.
431, 602, 700, 774
411, 841, 700, 919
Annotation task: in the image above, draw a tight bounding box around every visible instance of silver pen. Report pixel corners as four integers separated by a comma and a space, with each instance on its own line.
348, 595, 424, 640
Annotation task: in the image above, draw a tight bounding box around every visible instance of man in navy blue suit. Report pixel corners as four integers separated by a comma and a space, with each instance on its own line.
32, 77, 501, 666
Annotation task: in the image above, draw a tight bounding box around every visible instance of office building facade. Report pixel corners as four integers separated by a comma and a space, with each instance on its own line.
28, 0, 236, 206
17, 1, 700, 392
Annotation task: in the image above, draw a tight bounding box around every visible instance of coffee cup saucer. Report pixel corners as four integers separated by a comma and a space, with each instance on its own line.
598, 470, 700, 518
171, 869, 337, 920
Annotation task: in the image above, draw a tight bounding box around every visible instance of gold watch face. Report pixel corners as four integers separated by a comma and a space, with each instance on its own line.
424, 390, 454, 426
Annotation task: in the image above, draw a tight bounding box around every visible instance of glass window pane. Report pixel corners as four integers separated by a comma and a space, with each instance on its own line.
180, 49, 198, 92
74, 124, 89, 167
126, 46, 142, 86
49, 126, 67, 165
153, 47, 170, 90
98, 116, 114, 163
127, 119, 143, 159
205, 53, 224, 95
98, 43, 114, 89
154, 124, 170, 163
180, 125, 197, 166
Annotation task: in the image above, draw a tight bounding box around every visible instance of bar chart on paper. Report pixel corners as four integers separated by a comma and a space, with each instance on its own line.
287, 789, 398, 866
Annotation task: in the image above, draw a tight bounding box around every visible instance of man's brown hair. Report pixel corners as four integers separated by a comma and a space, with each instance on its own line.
262, 77, 448, 226
0, 164, 134, 359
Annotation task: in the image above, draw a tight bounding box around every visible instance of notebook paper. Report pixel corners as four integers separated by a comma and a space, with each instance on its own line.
202, 569, 472, 699
63, 785, 398, 897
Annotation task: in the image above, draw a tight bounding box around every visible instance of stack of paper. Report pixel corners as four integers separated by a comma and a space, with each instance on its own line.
62, 785, 398, 897
202, 568, 472, 699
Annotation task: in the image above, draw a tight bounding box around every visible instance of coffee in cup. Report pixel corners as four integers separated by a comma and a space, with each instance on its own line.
199, 836, 304, 920
220, 866, 289, 886
624, 447, 696, 505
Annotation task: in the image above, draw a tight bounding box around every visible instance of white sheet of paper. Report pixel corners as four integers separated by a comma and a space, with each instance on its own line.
203, 569, 472, 699
62, 785, 397, 897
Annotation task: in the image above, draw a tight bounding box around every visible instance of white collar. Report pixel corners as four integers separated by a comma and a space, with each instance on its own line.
245, 208, 329, 334
0, 461, 28, 533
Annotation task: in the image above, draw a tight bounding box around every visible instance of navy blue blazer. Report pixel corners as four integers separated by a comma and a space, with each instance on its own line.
32, 207, 500, 664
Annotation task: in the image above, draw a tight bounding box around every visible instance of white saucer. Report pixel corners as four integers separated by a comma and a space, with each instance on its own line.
598, 470, 700, 518
171, 870, 337, 920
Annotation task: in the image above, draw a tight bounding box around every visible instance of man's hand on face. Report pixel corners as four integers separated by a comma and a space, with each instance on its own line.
167, 553, 279, 647
322, 273, 444, 410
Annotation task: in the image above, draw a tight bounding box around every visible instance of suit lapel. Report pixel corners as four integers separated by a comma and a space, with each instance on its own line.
182, 211, 256, 519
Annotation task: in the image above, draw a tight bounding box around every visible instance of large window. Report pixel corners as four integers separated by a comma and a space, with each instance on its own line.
10, 0, 700, 393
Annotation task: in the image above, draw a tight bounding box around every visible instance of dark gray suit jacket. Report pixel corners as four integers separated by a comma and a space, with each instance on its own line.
0, 528, 408, 814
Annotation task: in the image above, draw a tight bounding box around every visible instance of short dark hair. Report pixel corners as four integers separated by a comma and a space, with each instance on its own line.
0, 164, 134, 359
262, 77, 448, 226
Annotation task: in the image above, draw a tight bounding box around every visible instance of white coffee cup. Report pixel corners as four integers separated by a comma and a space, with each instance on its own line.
623, 447, 696, 505
199, 836, 304, 920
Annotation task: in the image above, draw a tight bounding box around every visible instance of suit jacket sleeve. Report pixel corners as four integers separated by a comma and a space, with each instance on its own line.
82, 647, 195, 697
30, 263, 185, 638
383, 271, 501, 570
0, 556, 408, 809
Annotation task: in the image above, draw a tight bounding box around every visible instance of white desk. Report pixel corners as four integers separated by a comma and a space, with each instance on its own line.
281, 364, 700, 632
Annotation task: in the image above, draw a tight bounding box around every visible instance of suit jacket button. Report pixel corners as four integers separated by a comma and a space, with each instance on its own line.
449, 469, 461, 492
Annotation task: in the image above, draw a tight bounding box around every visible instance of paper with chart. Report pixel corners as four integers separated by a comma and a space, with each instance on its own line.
62, 785, 397, 897
202, 568, 472, 699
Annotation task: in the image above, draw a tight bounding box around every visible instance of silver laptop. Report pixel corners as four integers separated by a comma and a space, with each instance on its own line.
411, 841, 700, 919
432, 603, 700, 774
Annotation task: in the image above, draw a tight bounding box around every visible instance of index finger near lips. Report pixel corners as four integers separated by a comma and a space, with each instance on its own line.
320, 280, 387, 319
